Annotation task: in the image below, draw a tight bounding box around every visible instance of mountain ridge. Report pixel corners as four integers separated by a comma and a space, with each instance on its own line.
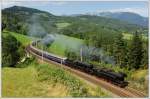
2, 6, 148, 36
96, 12, 148, 27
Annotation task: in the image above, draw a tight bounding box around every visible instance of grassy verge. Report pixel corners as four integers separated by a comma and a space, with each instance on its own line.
2, 63, 70, 97
35, 60, 108, 97
128, 69, 148, 94
2, 58, 108, 97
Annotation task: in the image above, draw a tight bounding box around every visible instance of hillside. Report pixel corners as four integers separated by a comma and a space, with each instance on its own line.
2, 61, 108, 97
1, 3, 148, 98
97, 12, 148, 27
2, 6, 58, 35
2, 6, 148, 37
2, 31, 109, 97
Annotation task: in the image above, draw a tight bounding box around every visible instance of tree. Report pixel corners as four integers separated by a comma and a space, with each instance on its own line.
113, 33, 127, 67
141, 40, 148, 69
2, 22, 6, 31
2, 33, 21, 67
65, 48, 78, 60
128, 31, 143, 69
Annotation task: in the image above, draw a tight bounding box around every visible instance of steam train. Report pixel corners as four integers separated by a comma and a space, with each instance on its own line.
29, 42, 128, 88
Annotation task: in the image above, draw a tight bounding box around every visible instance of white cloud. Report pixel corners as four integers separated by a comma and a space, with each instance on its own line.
2, 1, 26, 8
1, 1, 68, 9
96, 7, 148, 17
1, 1, 148, 17
49, 1, 68, 6
1, 1, 21, 9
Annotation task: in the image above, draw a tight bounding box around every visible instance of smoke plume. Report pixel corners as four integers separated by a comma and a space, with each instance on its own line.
41, 34, 56, 46
27, 14, 47, 38
80, 45, 115, 65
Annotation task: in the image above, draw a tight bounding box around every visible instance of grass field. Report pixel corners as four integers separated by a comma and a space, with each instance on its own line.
123, 33, 148, 41
123, 33, 133, 40
2, 59, 108, 97
128, 69, 148, 94
44, 34, 84, 57
56, 22, 70, 30
2, 65, 70, 97
3, 31, 33, 46
131, 69, 148, 80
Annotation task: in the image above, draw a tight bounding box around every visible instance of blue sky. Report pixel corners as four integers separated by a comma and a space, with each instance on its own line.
2, 1, 149, 17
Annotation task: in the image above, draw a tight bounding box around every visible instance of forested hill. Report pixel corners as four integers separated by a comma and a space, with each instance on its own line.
2, 6, 148, 37
2, 6, 58, 35
97, 12, 148, 27
3, 6, 53, 15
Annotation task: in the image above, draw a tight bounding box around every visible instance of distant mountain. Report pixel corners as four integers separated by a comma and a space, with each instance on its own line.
2, 6, 58, 35
2, 6, 148, 37
97, 12, 148, 27
3, 6, 54, 17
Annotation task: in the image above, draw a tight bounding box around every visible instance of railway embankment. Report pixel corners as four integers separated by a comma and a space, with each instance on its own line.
26, 44, 147, 98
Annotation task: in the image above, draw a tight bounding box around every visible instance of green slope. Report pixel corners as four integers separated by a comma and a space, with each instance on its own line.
123, 33, 148, 41
3, 31, 37, 46
2, 32, 108, 97
3, 31, 31, 46
2, 65, 70, 97
2, 60, 108, 97
48, 34, 84, 56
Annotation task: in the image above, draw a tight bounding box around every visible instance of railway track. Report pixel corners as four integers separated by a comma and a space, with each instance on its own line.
125, 87, 147, 97
26, 45, 147, 98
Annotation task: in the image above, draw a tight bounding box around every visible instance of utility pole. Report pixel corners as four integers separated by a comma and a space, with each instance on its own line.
61, 59, 63, 67
36, 40, 37, 47
42, 46, 43, 63
80, 47, 83, 62
41, 36, 43, 63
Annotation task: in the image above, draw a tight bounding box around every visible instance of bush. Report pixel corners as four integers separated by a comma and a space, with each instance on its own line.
16, 57, 35, 68
2, 33, 20, 67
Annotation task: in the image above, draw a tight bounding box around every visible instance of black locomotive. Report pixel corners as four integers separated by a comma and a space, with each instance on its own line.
64, 59, 128, 87
29, 42, 128, 88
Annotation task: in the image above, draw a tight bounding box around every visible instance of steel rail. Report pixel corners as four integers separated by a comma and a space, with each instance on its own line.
25, 45, 147, 98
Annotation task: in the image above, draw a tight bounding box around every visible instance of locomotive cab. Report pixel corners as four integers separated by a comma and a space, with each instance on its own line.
119, 72, 127, 78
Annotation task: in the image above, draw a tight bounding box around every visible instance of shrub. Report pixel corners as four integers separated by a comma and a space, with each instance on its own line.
35, 63, 89, 97
2, 33, 20, 67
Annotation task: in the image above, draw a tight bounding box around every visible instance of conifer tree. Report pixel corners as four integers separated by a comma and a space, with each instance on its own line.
128, 31, 143, 69
113, 33, 127, 67
141, 40, 148, 69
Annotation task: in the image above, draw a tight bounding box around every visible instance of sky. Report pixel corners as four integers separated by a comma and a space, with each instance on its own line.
1, 0, 149, 17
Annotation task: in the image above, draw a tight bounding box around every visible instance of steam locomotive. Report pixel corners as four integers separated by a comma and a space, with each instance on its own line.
29, 42, 128, 88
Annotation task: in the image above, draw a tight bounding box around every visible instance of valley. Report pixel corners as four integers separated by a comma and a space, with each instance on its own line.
1, 3, 148, 98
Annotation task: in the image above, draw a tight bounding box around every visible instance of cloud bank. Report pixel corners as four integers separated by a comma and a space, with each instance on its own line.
1, 1, 148, 17
95, 7, 148, 17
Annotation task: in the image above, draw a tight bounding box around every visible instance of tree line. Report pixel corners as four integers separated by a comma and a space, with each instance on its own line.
65, 31, 148, 70
113, 31, 147, 69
